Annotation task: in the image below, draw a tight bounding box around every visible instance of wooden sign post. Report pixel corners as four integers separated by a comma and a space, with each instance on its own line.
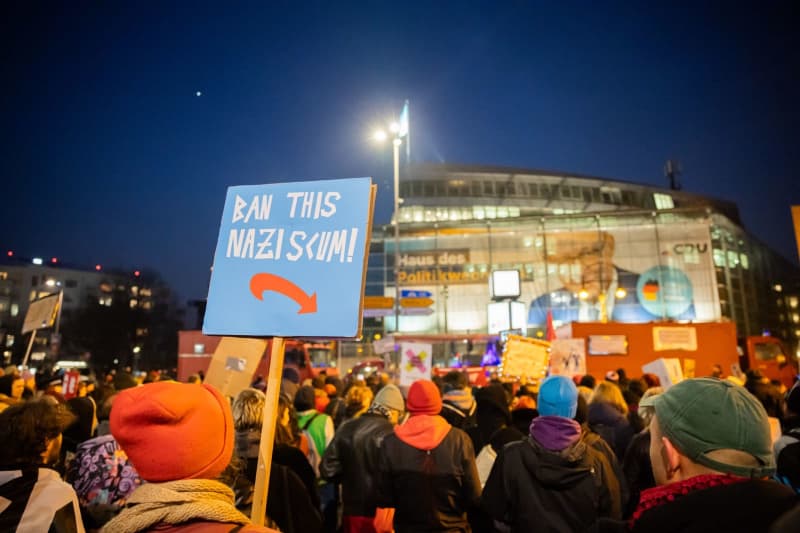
250, 337, 285, 525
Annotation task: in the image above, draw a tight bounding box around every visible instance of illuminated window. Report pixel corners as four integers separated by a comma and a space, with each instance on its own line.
10, 303, 18, 317
653, 193, 674, 209
129, 299, 138, 308
727, 251, 739, 268
5, 335, 14, 347
0, 272, 7, 280
486, 206, 497, 219
497, 207, 509, 218
713, 249, 726, 267
790, 297, 799, 309
792, 313, 800, 324
739, 254, 749, 269
139, 288, 152, 297
193, 343, 205, 354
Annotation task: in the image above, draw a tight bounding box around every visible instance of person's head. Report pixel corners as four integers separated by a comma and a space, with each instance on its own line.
372, 384, 406, 425
406, 379, 443, 416
293, 385, 316, 412
642, 373, 661, 389
345, 385, 373, 414
312, 375, 326, 390
590, 381, 629, 415
442, 371, 470, 393
0, 374, 25, 400
643, 378, 774, 485
110, 381, 233, 482
605, 370, 620, 384
537, 375, 578, 419
637, 386, 663, 428
0, 400, 75, 466
578, 374, 596, 390
232, 388, 265, 432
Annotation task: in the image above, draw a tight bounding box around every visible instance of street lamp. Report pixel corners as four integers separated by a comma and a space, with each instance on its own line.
373, 128, 403, 333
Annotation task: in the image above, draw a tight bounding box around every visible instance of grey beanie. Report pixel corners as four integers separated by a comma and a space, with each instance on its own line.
373, 384, 405, 413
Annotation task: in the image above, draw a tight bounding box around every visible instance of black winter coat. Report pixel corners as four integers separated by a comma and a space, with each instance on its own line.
319, 412, 394, 517
481, 434, 623, 532
377, 425, 481, 533
588, 402, 635, 461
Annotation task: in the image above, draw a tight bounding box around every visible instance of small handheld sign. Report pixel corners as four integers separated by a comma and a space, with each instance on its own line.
21, 292, 62, 367
204, 177, 375, 526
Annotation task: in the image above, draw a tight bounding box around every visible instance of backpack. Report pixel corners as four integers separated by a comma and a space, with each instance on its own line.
776, 428, 800, 493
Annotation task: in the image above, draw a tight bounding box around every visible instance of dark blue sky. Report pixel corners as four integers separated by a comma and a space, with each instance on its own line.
2, 1, 798, 303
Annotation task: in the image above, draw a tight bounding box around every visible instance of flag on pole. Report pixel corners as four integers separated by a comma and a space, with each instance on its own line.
546, 310, 556, 341
398, 100, 409, 138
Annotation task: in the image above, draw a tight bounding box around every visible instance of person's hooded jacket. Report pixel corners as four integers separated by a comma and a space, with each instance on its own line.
482, 416, 622, 532
377, 414, 481, 533
588, 401, 635, 461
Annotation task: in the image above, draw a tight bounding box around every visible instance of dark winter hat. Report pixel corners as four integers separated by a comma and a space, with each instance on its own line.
537, 375, 578, 419
293, 385, 316, 412
406, 380, 442, 415
641, 378, 774, 477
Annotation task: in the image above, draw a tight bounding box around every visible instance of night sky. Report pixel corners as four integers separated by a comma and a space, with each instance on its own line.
2, 1, 798, 304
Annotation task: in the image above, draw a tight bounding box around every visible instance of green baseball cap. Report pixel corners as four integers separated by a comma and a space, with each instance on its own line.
640, 378, 775, 478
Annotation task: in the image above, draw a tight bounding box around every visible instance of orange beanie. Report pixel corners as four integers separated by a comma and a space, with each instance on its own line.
406, 379, 442, 415
110, 381, 233, 482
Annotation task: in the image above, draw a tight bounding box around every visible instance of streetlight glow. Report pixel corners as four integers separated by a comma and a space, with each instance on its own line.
578, 289, 589, 300
389, 122, 400, 133
373, 130, 388, 142
615, 287, 627, 299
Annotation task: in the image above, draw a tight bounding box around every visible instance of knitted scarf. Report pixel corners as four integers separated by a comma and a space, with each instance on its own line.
629, 473, 747, 527
100, 479, 250, 533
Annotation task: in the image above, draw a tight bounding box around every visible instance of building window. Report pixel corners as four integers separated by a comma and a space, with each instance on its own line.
726, 251, 739, 268
65, 279, 77, 288
713, 249, 726, 267
790, 297, 799, 309
0, 272, 7, 281
194, 343, 205, 354
10, 303, 18, 317
483, 181, 494, 195
739, 254, 749, 270
653, 193, 674, 209
31, 276, 38, 287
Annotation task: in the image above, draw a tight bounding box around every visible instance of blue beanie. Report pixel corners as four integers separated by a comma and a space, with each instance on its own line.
537, 376, 578, 418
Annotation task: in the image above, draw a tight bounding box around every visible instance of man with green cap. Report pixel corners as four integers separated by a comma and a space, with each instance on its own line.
619, 378, 797, 532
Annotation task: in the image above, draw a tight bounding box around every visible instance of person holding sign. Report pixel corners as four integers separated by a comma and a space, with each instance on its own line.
101, 381, 279, 533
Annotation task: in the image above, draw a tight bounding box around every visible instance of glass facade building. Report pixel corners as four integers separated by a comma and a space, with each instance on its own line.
364, 164, 800, 355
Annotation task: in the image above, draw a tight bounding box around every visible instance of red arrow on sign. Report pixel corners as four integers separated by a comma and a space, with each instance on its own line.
249, 273, 318, 314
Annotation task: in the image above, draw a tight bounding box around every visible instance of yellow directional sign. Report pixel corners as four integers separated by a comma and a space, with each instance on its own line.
364, 296, 395, 309
400, 297, 434, 308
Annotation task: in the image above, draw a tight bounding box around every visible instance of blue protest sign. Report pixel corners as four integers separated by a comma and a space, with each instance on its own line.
203, 177, 375, 338
401, 289, 432, 298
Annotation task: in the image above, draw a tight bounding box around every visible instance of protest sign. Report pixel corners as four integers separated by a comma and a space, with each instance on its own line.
203, 337, 268, 399
23, 293, 60, 334
549, 338, 587, 377
204, 177, 376, 338
642, 357, 684, 389
399, 342, 432, 387
653, 326, 698, 351
500, 335, 550, 382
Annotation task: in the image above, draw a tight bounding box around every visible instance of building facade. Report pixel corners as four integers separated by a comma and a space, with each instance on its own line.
0, 256, 178, 368
364, 163, 800, 357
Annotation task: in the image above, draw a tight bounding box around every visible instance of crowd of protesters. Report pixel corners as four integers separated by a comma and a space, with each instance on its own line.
1, 360, 799, 532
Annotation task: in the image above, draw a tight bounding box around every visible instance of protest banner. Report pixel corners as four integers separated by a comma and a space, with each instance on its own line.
549, 338, 587, 378
500, 335, 550, 383
203, 337, 268, 400
203, 177, 376, 525
642, 357, 684, 389
399, 342, 433, 387
22, 292, 62, 367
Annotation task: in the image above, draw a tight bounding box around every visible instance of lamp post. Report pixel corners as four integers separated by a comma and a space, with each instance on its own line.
374, 101, 410, 334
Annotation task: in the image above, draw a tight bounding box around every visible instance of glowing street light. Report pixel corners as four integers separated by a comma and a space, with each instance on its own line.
373, 130, 388, 142
615, 287, 627, 299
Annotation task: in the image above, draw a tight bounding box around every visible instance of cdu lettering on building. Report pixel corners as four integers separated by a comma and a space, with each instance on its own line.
204, 177, 375, 338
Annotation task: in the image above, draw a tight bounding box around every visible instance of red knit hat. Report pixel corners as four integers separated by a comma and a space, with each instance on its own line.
406, 379, 442, 415
110, 381, 233, 482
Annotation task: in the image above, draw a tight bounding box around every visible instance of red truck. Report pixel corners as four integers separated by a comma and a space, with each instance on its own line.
177, 330, 338, 383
